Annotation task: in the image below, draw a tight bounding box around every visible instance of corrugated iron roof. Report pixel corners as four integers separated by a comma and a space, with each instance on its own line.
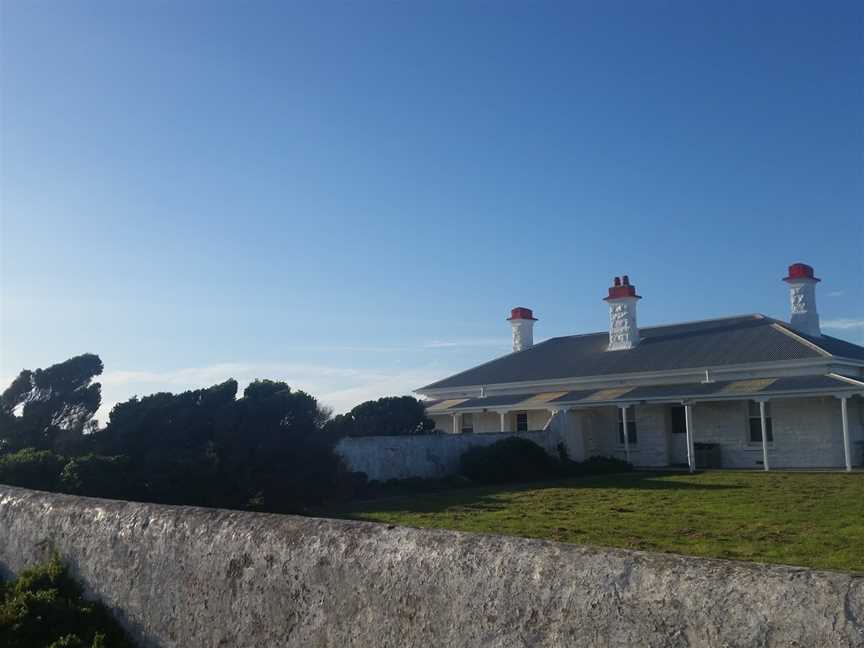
419, 315, 864, 392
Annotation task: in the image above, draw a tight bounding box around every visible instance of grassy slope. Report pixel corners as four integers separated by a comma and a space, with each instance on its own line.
341, 471, 864, 572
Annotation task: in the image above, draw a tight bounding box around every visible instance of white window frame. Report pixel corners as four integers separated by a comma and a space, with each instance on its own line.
617, 408, 638, 446
747, 400, 774, 446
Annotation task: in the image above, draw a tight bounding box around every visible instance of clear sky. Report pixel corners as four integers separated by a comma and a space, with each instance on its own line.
1, 1, 862, 419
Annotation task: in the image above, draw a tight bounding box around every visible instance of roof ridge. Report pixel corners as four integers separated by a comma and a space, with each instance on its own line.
541, 313, 765, 343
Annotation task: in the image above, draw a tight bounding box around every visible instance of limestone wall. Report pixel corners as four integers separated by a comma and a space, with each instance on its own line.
0, 486, 862, 648
335, 422, 581, 481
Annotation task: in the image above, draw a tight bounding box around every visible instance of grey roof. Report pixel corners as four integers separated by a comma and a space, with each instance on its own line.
423, 374, 863, 413
419, 315, 864, 392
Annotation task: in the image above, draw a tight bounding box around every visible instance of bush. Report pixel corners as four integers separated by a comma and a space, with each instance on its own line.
460, 438, 558, 484
0, 553, 136, 648
560, 454, 634, 477
459, 439, 634, 486
60, 454, 132, 500
0, 448, 66, 491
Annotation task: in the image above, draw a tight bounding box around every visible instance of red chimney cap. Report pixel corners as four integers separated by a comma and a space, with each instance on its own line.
783, 263, 820, 283
604, 275, 641, 301
507, 307, 537, 321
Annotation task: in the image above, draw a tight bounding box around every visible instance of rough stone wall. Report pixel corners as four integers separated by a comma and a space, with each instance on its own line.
1, 486, 862, 648
335, 422, 581, 481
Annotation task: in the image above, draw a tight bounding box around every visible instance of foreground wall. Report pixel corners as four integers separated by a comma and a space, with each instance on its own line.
335, 420, 583, 481
1, 486, 863, 648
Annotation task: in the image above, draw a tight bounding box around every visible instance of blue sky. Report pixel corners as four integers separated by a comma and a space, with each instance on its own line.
1, 1, 862, 419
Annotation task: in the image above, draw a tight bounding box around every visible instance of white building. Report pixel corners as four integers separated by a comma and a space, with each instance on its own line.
416, 263, 864, 472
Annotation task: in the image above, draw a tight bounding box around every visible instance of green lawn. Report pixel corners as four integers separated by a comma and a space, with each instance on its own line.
341, 471, 864, 572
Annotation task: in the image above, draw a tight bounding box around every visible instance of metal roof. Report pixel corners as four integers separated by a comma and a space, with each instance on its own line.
419, 315, 864, 392
423, 374, 863, 413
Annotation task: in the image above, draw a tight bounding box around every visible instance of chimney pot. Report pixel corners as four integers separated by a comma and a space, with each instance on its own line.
604, 275, 641, 351
507, 306, 537, 352
783, 262, 821, 336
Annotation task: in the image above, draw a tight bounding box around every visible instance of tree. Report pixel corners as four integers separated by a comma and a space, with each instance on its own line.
94, 380, 239, 507
0, 354, 103, 454
326, 396, 434, 437
219, 380, 340, 512
1, 354, 365, 512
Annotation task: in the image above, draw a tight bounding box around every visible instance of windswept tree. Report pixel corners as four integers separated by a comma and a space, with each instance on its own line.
0, 353, 103, 455
0, 354, 363, 512
326, 396, 434, 438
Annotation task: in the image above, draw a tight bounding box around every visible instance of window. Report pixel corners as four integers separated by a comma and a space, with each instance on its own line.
670, 405, 687, 434
748, 401, 773, 443
461, 413, 474, 434
618, 408, 637, 445
516, 412, 528, 432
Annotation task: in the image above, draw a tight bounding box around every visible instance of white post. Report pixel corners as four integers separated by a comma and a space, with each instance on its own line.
452, 413, 460, 435
840, 396, 852, 472
546, 408, 560, 431
759, 400, 770, 471
620, 405, 631, 463
498, 411, 507, 433
684, 403, 695, 473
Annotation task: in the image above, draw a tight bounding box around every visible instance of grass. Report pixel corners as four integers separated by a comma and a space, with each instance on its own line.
339, 471, 864, 572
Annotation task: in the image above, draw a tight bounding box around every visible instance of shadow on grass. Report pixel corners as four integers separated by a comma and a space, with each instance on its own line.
339, 471, 743, 518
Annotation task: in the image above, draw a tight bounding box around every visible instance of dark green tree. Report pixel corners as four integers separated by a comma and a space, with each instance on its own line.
94, 380, 239, 507
326, 396, 434, 437
0, 354, 103, 454
219, 380, 340, 512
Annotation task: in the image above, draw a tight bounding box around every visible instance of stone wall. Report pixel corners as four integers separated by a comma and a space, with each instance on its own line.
335, 420, 583, 481
1, 486, 862, 648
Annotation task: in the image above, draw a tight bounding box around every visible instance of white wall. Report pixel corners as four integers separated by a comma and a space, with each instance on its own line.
687, 396, 862, 469
336, 422, 587, 481
568, 397, 864, 469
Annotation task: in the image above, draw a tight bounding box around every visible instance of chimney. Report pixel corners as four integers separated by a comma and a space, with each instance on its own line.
604, 275, 641, 351
507, 307, 537, 352
783, 262, 821, 337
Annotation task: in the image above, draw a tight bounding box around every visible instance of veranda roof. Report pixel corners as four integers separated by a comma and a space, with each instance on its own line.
422, 374, 864, 413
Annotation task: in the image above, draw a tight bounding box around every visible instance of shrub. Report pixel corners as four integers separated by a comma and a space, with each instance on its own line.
0, 448, 66, 491
459, 439, 634, 486
60, 454, 132, 500
560, 454, 634, 477
0, 553, 136, 648
460, 438, 558, 484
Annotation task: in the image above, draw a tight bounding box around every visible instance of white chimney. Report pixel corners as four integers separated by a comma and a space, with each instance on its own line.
605, 275, 641, 351
783, 262, 821, 337
507, 307, 537, 352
